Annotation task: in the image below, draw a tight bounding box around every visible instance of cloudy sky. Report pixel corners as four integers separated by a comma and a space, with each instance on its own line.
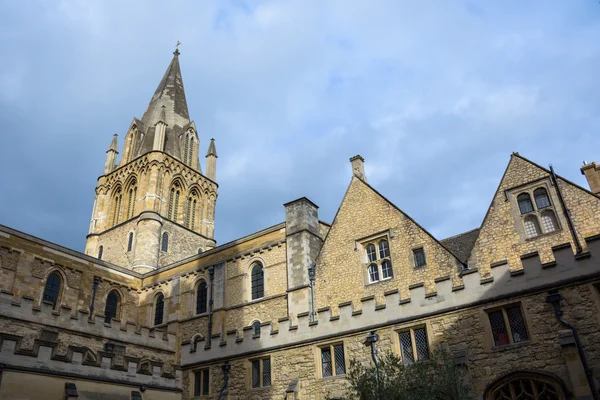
1, 0, 599, 252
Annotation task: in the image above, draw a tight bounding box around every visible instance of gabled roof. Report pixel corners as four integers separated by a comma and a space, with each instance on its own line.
440, 228, 479, 264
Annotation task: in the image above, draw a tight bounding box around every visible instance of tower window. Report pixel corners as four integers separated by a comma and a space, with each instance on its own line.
193, 369, 210, 396
188, 137, 194, 165
127, 232, 134, 252
161, 232, 169, 252
196, 281, 208, 315
98, 245, 104, 260
104, 290, 119, 323
154, 294, 165, 326
251, 263, 264, 300
42, 272, 62, 309
112, 188, 123, 225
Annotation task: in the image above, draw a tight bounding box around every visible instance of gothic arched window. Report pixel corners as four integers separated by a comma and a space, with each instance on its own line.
98, 245, 104, 260
517, 193, 534, 214
154, 294, 164, 326
127, 232, 134, 252
252, 320, 261, 337
485, 371, 566, 400
112, 187, 123, 225
104, 290, 120, 323
126, 180, 137, 219
168, 182, 181, 221
251, 263, 264, 300
196, 281, 208, 315
161, 232, 169, 252
43, 272, 62, 309
188, 137, 194, 165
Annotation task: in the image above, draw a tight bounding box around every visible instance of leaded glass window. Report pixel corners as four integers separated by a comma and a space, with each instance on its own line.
196, 281, 208, 314
251, 358, 271, 388
251, 263, 264, 300
43, 272, 61, 309
524, 216, 541, 238
321, 343, 345, 377
154, 294, 164, 326
517, 193, 534, 214
487, 304, 529, 347
398, 327, 429, 365
534, 188, 551, 209
540, 211, 558, 234
104, 290, 119, 323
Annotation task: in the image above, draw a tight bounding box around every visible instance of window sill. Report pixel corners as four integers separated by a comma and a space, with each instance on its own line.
491, 340, 530, 352
249, 386, 272, 391
366, 277, 393, 287
525, 230, 562, 242
414, 264, 427, 269
321, 374, 347, 381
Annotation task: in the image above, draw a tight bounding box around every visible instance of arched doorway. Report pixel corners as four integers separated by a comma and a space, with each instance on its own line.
485, 371, 567, 400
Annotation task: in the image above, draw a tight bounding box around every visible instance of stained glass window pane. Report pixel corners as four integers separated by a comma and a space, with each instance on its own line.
251, 360, 260, 388
42, 272, 61, 308
488, 310, 509, 346
541, 211, 558, 234
251, 263, 264, 300
413, 248, 426, 267
534, 188, 551, 209
506, 306, 529, 343
154, 294, 164, 326
366, 244, 377, 262
104, 291, 119, 323
518, 193, 534, 214
368, 264, 379, 283
262, 358, 271, 386
334, 344, 346, 375
399, 331, 414, 365
414, 328, 429, 361
196, 282, 208, 314
378, 240, 390, 258
321, 348, 332, 377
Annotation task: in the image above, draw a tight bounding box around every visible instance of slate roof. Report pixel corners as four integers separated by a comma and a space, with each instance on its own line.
440, 228, 480, 264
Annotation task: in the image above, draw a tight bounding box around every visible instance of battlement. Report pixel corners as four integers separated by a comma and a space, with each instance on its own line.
181, 237, 600, 366
0, 291, 176, 352
0, 334, 180, 390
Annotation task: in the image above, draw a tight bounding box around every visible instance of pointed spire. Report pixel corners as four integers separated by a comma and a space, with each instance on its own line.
141, 50, 190, 129
206, 138, 218, 158
107, 134, 118, 153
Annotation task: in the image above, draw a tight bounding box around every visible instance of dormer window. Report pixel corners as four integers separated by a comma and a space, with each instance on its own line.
360, 236, 393, 284
511, 183, 561, 239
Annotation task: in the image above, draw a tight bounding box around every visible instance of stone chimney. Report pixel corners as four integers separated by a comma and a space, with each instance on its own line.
350, 155, 366, 182
581, 161, 600, 195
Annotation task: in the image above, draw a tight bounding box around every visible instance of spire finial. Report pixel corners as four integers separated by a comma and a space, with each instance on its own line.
174, 40, 181, 56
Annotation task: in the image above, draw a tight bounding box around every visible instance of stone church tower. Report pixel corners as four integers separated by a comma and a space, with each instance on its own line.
84, 49, 218, 273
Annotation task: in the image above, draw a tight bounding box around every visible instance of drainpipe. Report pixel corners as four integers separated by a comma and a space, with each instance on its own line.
218, 361, 231, 400
365, 331, 381, 395
88, 276, 101, 320
546, 291, 599, 400
308, 264, 316, 322
550, 165, 583, 254
206, 266, 215, 348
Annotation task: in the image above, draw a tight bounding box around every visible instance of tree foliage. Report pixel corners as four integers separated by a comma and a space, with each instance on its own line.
346, 348, 474, 400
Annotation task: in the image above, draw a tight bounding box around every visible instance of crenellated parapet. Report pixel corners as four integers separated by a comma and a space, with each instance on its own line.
0, 291, 176, 352
181, 236, 600, 366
